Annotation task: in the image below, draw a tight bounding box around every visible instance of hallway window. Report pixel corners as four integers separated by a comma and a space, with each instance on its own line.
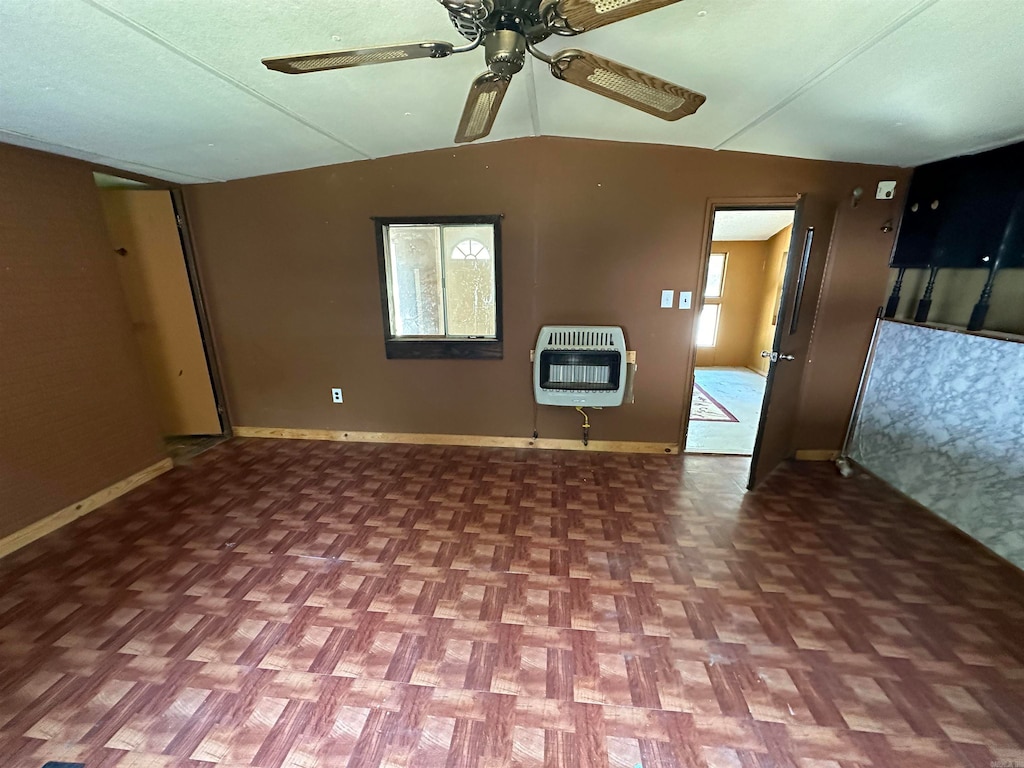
696, 304, 720, 347
697, 252, 726, 347
704, 252, 726, 298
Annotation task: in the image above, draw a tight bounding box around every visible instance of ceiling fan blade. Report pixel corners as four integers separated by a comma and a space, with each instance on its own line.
549, 49, 705, 120
262, 41, 454, 74
540, 0, 683, 34
454, 72, 510, 144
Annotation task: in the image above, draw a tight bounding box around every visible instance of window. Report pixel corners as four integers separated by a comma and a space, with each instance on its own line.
704, 252, 726, 298
697, 252, 726, 347
374, 216, 502, 359
696, 304, 721, 347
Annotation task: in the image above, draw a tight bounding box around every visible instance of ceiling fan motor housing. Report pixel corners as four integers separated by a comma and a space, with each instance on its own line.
485, 28, 527, 78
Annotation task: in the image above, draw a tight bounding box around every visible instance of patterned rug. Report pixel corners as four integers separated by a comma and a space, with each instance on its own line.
689, 383, 739, 422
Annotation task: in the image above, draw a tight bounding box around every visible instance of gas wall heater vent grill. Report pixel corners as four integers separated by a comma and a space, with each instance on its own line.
546, 329, 616, 348
533, 325, 628, 407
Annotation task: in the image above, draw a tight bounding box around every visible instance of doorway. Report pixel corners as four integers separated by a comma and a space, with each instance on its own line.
94, 174, 228, 463
684, 207, 795, 456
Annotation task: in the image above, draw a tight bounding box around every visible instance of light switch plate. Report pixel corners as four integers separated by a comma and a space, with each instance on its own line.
660, 289, 674, 308
678, 291, 692, 309
876, 181, 897, 200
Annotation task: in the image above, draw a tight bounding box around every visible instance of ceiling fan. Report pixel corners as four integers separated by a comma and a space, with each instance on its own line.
262, 0, 706, 144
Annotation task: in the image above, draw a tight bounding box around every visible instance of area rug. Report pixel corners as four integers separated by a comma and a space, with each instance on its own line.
690, 383, 739, 422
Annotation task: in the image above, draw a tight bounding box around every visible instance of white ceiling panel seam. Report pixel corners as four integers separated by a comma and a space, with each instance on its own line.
0, 129, 224, 184
714, 0, 940, 152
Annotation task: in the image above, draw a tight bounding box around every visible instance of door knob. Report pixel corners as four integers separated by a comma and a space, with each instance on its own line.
761, 350, 796, 362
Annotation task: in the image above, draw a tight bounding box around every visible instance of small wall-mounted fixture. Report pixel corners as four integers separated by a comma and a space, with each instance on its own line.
876, 181, 897, 200
851, 187, 864, 208
880, 220, 894, 233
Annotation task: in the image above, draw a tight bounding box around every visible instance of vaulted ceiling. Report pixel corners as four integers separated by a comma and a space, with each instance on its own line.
2, 0, 1023, 184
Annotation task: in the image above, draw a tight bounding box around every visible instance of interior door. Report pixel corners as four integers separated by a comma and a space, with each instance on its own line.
748, 195, 838, 488
99, 189, 222, 436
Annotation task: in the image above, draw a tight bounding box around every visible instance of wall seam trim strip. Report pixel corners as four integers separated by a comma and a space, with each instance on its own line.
525, 56, 542, 137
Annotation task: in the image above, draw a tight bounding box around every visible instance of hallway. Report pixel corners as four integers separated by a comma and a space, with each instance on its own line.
685, 367, 767, 455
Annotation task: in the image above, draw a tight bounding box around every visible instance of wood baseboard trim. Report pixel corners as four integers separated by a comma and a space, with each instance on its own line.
0, 458, 173, 559
795, 449, 840, 461
234, 427, 679, 455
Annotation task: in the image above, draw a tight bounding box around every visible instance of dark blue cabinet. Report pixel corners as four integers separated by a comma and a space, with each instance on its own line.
892, 141, 1024, 270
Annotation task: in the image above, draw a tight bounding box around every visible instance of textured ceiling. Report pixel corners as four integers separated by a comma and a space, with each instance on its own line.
712, 210, 795, 242
2, 0, 1023, 184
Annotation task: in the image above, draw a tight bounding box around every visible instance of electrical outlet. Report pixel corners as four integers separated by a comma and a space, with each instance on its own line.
876, 181, 897, 200
678, 291, 692, 309
331, 388, 343, 403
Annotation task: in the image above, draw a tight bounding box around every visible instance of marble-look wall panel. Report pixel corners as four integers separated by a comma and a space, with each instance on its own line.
850, 321, 1024, 569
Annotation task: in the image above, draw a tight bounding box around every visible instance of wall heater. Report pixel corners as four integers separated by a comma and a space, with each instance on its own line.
533, 325, 628, 407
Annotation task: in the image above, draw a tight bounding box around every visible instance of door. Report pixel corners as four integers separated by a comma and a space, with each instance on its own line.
748, 195, 838, 488
99, 189, 222, 436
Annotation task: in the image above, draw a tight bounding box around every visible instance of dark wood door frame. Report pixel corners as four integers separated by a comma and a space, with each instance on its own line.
170, 189, 232, 437
678, 196, 799, 453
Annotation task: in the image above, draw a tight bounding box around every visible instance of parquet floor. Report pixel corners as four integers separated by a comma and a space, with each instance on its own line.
1, 438, 1022, 768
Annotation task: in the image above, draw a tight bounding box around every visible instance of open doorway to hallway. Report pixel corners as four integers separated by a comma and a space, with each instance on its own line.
685, 207, 795, 455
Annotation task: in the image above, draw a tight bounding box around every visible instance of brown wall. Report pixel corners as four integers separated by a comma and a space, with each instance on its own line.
695, 240, 769, 368
748, 225, 792, 374
794, 195, 912, 451
185, 137, 908, 448
0, 143, 165, 538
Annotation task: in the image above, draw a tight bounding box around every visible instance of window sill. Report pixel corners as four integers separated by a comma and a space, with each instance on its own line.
384, 339, 503, 360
